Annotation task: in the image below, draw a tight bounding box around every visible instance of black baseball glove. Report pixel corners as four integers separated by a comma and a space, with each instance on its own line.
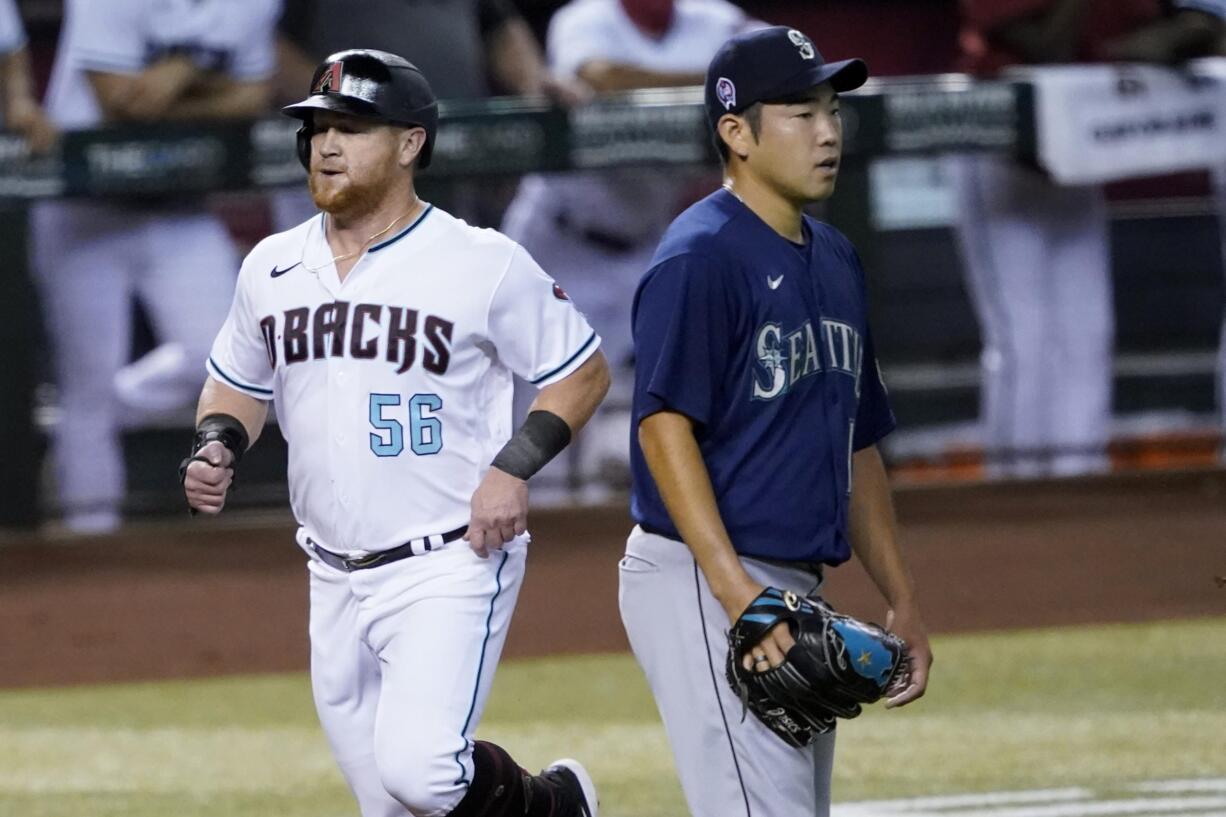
725, 587, 910, 748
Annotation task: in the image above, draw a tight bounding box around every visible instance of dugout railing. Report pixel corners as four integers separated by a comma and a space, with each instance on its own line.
2, 72, 1222, 523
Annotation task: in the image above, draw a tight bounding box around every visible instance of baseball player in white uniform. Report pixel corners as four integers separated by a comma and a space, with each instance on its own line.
500, 0, 755, 492
0, 0, 55, 151
33, 0, 279, 532
183, 50, 606, 817
1219, 163, 1226, 459
0, 1, 24, 77
950, 0, 1226, 479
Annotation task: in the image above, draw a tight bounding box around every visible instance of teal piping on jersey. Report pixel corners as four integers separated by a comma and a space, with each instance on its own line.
529, 330, 597, 385
208, 357, 273, 397
452, 548, 510, 786
369, 204, 435, 253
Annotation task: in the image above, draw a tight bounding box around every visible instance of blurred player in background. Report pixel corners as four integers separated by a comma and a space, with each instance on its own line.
500, 0, 757, 496
951, 0, 1225, 478
0, 0, 55, 152
0, 0, 56, 530
33, 0, 280, 532
1216, 28, 1226, 459
270, 0, 585, 232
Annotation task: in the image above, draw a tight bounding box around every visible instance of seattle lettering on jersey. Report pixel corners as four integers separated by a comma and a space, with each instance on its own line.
751, 318, 863, 401
257, 301, 454, 375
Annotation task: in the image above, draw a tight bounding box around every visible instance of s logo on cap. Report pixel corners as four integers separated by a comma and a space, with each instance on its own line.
787, 29, 815, 60
716, 77, 736, 110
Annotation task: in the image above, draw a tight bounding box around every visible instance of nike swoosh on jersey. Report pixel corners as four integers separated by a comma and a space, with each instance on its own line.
767, 275, 784, 289
271, 261, 302, 278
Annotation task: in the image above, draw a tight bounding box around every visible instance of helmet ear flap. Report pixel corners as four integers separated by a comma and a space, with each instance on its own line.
296, 124, 312, 170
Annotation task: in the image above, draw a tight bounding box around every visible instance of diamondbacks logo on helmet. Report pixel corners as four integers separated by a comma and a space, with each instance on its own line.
716, 77, 736, 110
788, 29, 815, 60
314, 62, 344, 94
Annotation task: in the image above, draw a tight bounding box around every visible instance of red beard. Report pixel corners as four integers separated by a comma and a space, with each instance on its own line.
308, 169, 385, 219
619, 0, 674, 38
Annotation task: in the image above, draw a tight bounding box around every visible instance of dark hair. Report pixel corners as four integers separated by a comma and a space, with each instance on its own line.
713, 102, 762, 164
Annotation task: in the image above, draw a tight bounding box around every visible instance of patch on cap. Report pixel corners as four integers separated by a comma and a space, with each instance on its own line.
313, 61, 344, 94
787, 29, 815, 60
716, 77, 737, 111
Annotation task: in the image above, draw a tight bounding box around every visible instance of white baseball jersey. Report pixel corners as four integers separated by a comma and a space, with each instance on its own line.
550, 0, 750, 77
44, 0, 279, 129
207, 206, 600, 553
0, 0, 27, 56
537, 0, 754, 240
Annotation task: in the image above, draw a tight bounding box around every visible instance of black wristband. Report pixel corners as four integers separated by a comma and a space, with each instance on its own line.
180, 413, 249, 482
491, 410, 572, 481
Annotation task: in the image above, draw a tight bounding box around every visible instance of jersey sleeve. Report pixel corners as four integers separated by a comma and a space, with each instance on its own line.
227, 1, 279, 80
632, 253, 735, 429
852, 326, 896, 450
487, 245, 600, 387
0, 0, 27, 56
546, 4, 616, 76
1176, 0, 1226, 18
206, 263, 275, 401
67, 0, 147, 74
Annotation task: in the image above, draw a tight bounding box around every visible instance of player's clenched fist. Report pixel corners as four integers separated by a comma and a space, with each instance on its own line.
182, 440, 235, 515
465, 467, 528, 557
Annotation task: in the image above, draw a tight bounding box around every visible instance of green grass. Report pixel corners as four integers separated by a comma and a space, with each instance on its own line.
1, 618, 1224, 817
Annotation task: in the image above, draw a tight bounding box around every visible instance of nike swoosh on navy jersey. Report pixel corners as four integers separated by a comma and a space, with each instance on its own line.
271, 261, 302, 278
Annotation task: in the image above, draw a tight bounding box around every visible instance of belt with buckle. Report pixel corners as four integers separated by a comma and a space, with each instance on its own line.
307, 525, 468, 572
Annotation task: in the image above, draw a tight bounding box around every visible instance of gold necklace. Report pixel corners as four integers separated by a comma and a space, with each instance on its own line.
304, 200, 421, 274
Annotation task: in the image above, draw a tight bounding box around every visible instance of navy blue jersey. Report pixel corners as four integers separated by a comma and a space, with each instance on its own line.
630, 188, 895, 565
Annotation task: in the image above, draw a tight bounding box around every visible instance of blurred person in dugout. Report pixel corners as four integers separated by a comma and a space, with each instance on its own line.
270, 0, 584, 231
0, 0, 56, 529
0, 1, 54, 151
33, 0, 280, 533
1217, 27, 1226, 458
500, 0, 757, 497
950, 0, 1225, 479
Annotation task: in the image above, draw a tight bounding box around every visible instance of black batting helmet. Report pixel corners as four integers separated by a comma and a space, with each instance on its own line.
282, 49, 439, 170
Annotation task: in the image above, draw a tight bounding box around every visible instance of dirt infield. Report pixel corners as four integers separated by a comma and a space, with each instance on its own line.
2, 469, 1224, 688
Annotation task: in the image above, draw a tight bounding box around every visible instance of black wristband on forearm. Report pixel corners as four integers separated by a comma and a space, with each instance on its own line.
178, 413, 249, 485
491, 410, 572, 480
193, 413, 249, 463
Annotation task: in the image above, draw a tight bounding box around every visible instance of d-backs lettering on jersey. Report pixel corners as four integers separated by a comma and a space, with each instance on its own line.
630, 189, 895, 565
256, 301, 455, 376
208, 207, 599, 554
44, 0, 279, 129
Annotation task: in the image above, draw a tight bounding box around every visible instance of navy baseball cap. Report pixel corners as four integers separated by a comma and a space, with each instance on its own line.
705, 26, 868, 132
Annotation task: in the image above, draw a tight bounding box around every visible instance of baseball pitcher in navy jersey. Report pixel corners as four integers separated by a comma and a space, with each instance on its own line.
619, 26, 933, 817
